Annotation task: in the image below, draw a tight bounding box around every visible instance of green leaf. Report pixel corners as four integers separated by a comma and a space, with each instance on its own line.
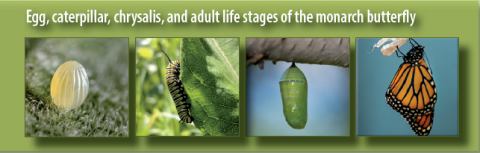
181, 38, 239, 136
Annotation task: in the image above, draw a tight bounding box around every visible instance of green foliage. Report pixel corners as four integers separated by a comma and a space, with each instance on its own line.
136, 38, 201, 136
25, 38, 129, 137
181, 38, 239, 136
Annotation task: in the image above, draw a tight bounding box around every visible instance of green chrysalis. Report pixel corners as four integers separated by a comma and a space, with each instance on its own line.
279, 62, 308, 129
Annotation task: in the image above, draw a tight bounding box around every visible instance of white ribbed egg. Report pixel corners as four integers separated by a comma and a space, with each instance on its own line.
50, 60, 89, 110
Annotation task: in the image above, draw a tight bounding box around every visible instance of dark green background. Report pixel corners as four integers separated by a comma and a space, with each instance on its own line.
1, 1, 477, 151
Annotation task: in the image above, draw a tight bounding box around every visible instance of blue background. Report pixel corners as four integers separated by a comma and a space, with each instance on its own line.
247, 61, 349, 136
356, 38, 458, 136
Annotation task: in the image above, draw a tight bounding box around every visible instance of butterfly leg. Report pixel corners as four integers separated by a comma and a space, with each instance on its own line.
395, 46, 405, 57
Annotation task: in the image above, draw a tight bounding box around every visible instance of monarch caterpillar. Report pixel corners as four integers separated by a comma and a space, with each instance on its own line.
161, 50, 194, 124
279, 62, 308, 129
385, 38, 437, 136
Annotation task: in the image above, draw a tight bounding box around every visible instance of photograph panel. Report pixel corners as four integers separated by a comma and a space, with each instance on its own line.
246, 38, 350, 136
25, 38, 129, 137
135, 38, 240, 136
356, 38, 458, 136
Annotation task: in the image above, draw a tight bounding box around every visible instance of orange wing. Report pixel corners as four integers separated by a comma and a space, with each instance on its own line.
406, 111, 434, 136
385, 59, 437, 136
386, 59, 437, 118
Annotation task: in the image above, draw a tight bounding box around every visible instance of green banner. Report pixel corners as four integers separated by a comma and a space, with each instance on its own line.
1, 1, 478, 151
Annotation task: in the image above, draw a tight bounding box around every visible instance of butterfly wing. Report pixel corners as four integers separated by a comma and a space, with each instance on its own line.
405, 111, 434, 136
386, 59, 437, 118
385, 59, 437, 136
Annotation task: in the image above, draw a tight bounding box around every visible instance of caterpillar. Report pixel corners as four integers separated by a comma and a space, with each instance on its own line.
161, 50, 194, 124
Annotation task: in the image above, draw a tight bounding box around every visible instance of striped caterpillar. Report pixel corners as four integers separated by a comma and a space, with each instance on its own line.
161, 50, 194, 124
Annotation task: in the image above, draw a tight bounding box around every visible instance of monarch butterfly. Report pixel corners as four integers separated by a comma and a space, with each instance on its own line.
385, 38, 437, 136
161, 50, 194, 124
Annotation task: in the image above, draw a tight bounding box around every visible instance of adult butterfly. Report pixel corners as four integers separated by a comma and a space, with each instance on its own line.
385, 38, 437, 136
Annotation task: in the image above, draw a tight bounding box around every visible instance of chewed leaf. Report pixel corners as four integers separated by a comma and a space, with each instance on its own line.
371, 38, 408, 56
181, 38, 239, 136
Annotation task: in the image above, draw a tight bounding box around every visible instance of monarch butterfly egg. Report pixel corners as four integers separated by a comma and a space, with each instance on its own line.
50, 60, 89, 111
279, 62, 308, 129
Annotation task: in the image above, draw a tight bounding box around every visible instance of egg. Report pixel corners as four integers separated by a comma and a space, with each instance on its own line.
50, 60, 89, 110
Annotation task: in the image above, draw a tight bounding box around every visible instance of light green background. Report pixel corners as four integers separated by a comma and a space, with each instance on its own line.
0, 1, 477, 151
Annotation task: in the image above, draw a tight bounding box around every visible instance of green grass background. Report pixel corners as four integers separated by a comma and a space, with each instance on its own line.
0, 1, 477, 151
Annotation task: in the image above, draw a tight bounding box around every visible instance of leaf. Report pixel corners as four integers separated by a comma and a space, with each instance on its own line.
181, 38, 239, 136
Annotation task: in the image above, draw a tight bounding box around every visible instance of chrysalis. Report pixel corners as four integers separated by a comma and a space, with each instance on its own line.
372, 38, 408, 56
50, 60, 89, 110
279, 62, 308, 129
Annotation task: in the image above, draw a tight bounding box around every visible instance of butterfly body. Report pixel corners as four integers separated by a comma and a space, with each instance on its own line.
385, 39, 437, 136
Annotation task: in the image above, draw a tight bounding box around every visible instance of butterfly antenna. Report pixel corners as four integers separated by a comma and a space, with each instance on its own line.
409, 38, 420, 46
408, 38, 414, 47
161, 50, 173, 63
